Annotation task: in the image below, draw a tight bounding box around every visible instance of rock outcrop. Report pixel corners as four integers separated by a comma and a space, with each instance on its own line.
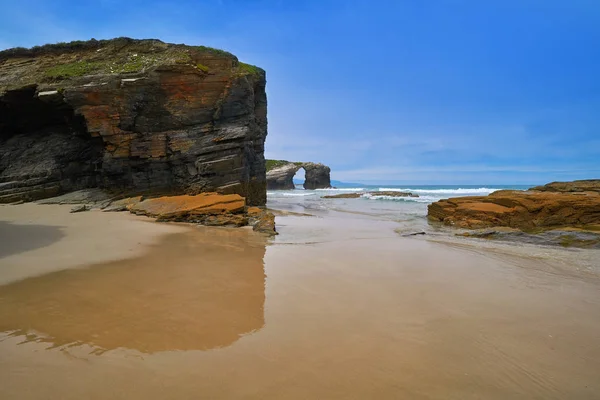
265, 163, 300, 190
0, 38, 267, 205
322, 193, 363, 199
323, 191, 418, 199
128, 193, 276, 235
530, 179, 600, 193
427, 180, 600, 231
303, 162, 332, 190
30, 188, 277, 235
265, 160, 331, 190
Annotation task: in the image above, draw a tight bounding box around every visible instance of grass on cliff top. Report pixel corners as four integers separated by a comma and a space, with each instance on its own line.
266, 159, 303, 171
44, 58, 149, 80
191, 45, 235, 59
0, 37, 139, 59
237, 62, 263, 76
1, 37, 238, 62
45, 61, 101, 79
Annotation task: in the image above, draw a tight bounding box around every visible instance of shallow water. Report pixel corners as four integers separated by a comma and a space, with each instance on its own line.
1, 204, 600, 399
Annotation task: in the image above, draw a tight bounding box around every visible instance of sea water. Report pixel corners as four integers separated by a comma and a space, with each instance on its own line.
267, 184, 533, 234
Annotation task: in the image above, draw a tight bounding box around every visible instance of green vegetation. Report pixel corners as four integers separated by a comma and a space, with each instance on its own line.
237, 62, 262, 76
191, 45, 235, 58
266, 159, 303, 171
3, 38, 265, 84
45, 61, 101, 79
0, 37, 134, 59
196, 63, 209, 73
266, 160, 291, 171
44, 57, 149, 80
118, 59, 145, 73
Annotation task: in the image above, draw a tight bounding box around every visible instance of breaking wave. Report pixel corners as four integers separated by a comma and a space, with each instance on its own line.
377, 187, 499, 195
314, 188, 366, 191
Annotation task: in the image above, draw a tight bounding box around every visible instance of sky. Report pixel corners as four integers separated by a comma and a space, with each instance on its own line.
1, 0, 599, 184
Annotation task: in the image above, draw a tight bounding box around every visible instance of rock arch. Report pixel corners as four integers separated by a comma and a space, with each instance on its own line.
266, 161, 331, 190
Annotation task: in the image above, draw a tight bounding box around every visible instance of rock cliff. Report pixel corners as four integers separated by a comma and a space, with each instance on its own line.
427, 180, 600, 231
265, 160, 331, 190
0, 38, 267, 205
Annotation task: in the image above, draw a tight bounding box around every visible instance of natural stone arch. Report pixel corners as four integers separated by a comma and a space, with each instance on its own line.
266, 161, 331, 190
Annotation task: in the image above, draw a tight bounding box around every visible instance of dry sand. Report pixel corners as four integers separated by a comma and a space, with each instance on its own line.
0, 203, 188, 285
1, 204, 600, 399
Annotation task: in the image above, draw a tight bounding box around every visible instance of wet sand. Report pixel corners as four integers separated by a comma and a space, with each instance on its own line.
1, 205, 600, 399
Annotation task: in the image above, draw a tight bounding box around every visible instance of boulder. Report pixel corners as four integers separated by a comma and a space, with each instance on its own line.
247, 206, 277, 235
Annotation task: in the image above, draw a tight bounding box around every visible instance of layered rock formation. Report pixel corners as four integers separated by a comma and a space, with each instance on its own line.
33, 189, 277, 235
427, 180, 600, 231
0, 38, 267, 205
265, 160, 331, 190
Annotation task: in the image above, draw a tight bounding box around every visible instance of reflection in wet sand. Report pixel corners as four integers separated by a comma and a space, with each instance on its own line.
1, 209, 600, 399
0, 227, 266, 353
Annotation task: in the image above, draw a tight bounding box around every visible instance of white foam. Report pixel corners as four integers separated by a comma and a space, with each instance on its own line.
314, 188, 366, 191
377, 187, 499, 195
363, 194, 439, 203
267, 191, 315, 197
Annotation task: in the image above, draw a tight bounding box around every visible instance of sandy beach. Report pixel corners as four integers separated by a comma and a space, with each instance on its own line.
1, 203, 600, 399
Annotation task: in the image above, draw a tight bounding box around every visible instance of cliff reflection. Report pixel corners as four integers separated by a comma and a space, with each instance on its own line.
0, 227, 267, 354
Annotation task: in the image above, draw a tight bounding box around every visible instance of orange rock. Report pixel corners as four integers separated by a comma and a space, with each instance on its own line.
246, 206, 263, 217
130, 193, 245, 221
252, 211, 277, 235
428, 189, 600, 230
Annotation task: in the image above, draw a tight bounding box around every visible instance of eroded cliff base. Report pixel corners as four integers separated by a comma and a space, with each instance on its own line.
34, 189, 277, 235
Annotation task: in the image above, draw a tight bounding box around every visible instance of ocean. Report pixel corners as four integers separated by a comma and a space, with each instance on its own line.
267, 184, 533, 234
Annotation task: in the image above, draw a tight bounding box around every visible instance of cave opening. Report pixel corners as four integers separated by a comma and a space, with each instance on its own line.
0, 86, 104, 199
0, 86, 88, 140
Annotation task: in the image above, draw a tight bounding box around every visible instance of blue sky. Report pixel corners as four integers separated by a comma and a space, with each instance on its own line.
1, 0, 599, 184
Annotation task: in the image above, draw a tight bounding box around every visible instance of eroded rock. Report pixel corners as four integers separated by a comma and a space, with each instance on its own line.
302, 162, 331, 190
129, 193, 246, 222
322, 193, 363, 199
368, 191, 418, 198
247, 206, 277, 235
428, 183, 600, 231
456, 229, 600, 249
0, 38, 267, 205
322, 191, 418, 199
265, 163, 301, 190
530, 179, 600, 193
266, 160, 331, 190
